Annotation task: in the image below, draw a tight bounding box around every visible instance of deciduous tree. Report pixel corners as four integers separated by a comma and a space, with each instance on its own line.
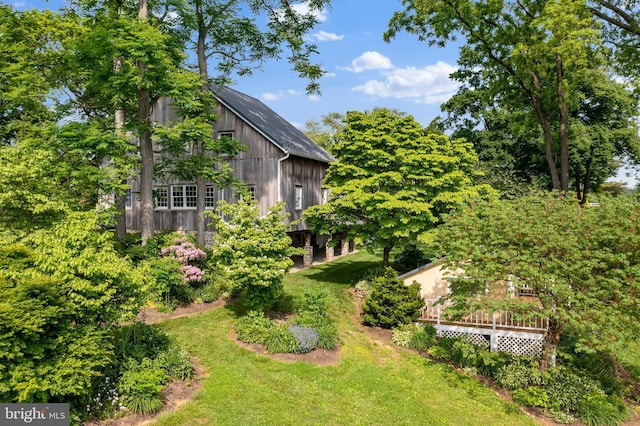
305, 108, 492, 267
436, 193, 640, 370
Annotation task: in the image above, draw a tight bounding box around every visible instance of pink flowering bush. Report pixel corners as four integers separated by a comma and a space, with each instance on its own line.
161, 241, 206, 283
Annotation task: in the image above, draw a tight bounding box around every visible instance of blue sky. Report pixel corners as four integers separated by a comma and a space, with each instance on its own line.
232, 1, 460, 129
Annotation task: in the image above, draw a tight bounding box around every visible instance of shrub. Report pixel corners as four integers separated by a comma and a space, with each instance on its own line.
287, 325, 319, 353
392, 323, 436, 352
451, 339, 481, 368
545, 367, 605, 411
474, 350, 511, 378
361, 267, 424, 328
428, 345, 452, 362
264, 325, 300, 354
577, 393, 629, 426
117, 358, 167, 415
113, 322, 171, 364
157, 345, 195, 381
494, 357, 543, 390
392, 324, 414, 347
512, 386, 551, 409
409, 324, 436, 351
234, 311, 274, 344
315, 323, 339, 350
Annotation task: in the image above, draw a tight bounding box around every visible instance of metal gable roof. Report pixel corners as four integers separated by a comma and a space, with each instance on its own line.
212, 86, 335, 163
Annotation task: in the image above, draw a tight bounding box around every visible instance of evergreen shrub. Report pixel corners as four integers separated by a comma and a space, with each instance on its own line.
361, 267, 423, 328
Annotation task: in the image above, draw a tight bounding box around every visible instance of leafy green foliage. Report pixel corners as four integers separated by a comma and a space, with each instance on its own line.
576, 394, 629, 426
264, 325, 300, 354
545, 367, 605, 412
392, 323, 436, 352
304, 108, 493, 266
210, 200, 304, 310
117, 358, 168, 415
0, 213, 146, 403
512, 387, 551, 409
234, 311, 274, 344
387, 0, 640, 196
361, 268, 424, 329
437, 194, 640, 367
156, 346, 195, 381
391, 243, 432, 275
112, 322, 171, 364
494, 357, 544, 390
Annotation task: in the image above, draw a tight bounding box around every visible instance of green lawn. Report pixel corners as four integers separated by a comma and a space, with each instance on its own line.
155, 251, 538, 426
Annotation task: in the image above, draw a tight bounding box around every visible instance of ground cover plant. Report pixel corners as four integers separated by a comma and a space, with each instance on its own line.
153, 251, 540, 425
233, 289, 338, 354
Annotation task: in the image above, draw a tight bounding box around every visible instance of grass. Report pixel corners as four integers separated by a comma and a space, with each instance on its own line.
154, 251, 538, 426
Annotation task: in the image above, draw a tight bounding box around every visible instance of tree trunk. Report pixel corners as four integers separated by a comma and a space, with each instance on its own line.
556, 53, 570, 192
138, 0, 154, 244
114, 57, 127, 242
139, 91, 154, 245
540, 318, 563, 371
195, 0, 209, 246
382, 245, 392, 268
530, 70, 561, 190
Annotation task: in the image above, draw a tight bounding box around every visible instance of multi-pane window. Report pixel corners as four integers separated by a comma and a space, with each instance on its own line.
154, 187, 168, 209
218, 131, 234, 139
171, 185, 197, 209
205, 185, 216, 209
125, 189, 132, 209
294, 185, 303, 210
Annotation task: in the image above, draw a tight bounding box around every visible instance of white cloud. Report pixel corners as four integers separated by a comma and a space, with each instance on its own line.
12, 1, 25, 7
260, 90, 302, 102
261, 92, 280, 101
291, 3, 328, 22
311, 31, 344, 42
352, 61, 459, 104
307, 94, 321, 102
340, 51, 393, 73
323, 71, 337, 78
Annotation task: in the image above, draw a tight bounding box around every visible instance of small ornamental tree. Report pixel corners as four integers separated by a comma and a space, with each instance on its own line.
361, 268, 424, 329
209, 200, 304, 310
436, 193, 640, 370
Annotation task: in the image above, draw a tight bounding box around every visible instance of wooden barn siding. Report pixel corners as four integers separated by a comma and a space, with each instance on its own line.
281, 156, 328, 232
127, 98, 327, 234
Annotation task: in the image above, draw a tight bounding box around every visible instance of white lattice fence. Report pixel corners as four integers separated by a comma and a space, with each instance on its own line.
497, 335, 543, 357
441, 330, 490, 349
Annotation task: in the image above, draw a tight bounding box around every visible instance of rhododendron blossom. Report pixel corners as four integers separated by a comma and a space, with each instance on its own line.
161, 241, 207, 283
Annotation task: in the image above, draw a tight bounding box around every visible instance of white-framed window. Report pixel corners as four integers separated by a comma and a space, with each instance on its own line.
205, 185, 217, 209
154, 186, 168, 209
294, 185, 303, 210
125, 189, 132, 209
218, 131, 234, 139
171, 185, 197, 209
321, 188, 328, 205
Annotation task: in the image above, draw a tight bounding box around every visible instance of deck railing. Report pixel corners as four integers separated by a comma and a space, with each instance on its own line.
418, 299, 548, 333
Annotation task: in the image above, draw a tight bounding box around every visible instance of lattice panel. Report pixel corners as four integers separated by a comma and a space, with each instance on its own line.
497, 335, 542, 357
440, 331, 490, 349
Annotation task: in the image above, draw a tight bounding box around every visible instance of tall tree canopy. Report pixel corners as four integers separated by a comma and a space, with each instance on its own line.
304, 108, 493, 267
436, 194, 640, 370
387, 0, 640, 200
